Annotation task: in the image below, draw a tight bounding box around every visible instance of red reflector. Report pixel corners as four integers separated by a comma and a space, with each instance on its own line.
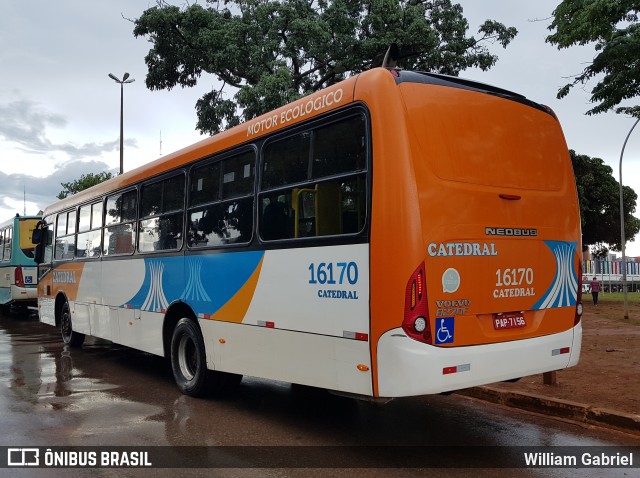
560, 347, 570, 354
266, 321, 275, 328
443, 366, 457, 375
355, 332, 368, 341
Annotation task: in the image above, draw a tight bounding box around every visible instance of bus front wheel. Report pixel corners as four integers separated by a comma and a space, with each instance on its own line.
60, 301, 85, 347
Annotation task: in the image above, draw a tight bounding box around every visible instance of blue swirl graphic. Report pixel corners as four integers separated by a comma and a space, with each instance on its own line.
532, 241, 578, 309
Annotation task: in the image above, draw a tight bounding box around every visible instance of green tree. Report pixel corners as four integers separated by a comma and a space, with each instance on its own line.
570, 150, 640, 252
133, 0, 517, 134
57, 172, 113, 200
547, 0, 640, 117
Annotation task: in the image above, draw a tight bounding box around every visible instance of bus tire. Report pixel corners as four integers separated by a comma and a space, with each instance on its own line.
171, 318, 210, 397
60, 301, 85, 347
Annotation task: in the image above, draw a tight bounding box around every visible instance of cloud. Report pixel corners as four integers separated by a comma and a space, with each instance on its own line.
0, 99, 135, 159
0, 160, 117, 215
0, 99, 65, 152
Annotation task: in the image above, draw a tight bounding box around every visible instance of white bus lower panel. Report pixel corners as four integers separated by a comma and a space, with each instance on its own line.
199, 319, 373, 396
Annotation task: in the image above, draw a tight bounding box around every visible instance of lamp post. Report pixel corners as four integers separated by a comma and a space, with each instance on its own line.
108, 72, 135, 175
619, 116, 639, 321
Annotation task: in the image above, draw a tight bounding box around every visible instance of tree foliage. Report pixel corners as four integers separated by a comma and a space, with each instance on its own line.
547, 0, 640, 117
133, 0, 517, 134
570, 150, 640, 252
57, 172, 113, 200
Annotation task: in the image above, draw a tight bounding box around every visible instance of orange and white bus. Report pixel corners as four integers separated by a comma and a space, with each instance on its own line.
33, 68, 582, 398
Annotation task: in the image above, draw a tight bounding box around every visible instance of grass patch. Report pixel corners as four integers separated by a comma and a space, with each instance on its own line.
581, 292, 640, 303
581, 292, 640, 325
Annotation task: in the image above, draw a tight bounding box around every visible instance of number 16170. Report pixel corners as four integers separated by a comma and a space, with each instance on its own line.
308, 262, 359, 285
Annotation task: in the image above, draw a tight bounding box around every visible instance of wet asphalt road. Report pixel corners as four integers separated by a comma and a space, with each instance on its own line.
0, 309, 637, 478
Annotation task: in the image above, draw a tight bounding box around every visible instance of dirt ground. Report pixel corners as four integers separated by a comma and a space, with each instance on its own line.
486, 297, 640, 416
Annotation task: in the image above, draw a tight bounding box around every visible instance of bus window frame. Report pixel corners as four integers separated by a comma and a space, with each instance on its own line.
103, 187, 138, 257
257, 106, 371, 245
186, 145, 257, 251
75, 200, 104, 260
138, 169, 187, 255
53, 208, 77, 262
0, 227, 10, 262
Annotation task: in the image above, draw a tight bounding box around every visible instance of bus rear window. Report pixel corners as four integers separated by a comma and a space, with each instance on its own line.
19, 219, 39, 258
401, 83, 566, 192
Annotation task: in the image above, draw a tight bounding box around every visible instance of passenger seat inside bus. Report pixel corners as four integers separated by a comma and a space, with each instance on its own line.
261, 197, 291, 240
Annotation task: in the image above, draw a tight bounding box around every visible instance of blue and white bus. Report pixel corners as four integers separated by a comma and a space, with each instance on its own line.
0, 214, 40, 311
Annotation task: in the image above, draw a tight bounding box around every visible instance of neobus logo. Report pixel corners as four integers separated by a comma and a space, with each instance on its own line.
485, 227, 538, 237
53, 271, 77, 284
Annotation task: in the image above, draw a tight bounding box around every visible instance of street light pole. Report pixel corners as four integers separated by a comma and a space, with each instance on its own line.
619, 116, 639, 321
108, 72, 135, 175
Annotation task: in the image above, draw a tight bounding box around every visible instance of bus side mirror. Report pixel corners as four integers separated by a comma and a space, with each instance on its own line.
32, 229, 42, 245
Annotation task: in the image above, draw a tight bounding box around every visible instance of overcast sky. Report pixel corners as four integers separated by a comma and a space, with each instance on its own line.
1, 0, 639, 257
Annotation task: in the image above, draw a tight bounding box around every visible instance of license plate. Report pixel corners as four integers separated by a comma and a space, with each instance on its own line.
493, 312, 526, 330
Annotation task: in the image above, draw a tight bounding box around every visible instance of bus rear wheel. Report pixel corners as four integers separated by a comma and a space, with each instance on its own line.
171, 318, 210, 397
170, 318, 242, 397
60, 301, 85, 347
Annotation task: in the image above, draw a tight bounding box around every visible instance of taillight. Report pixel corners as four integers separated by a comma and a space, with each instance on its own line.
15, 266, 24, 288
402, 262, 432, 344
575, 260, 583, 325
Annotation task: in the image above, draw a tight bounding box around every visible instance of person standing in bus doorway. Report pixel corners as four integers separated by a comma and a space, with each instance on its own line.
590, 276, 601, 306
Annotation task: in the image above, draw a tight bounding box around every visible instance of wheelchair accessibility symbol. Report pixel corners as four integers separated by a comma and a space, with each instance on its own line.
435, 317, 455, 344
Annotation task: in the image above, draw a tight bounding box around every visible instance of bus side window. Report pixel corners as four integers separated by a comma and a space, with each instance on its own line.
104, 190, 137, 256
3, 227, 11, 261
187, 150, 255, 248
259, 112, 367, 242
139, 174, 184, 253
76, 202, 102, 258
54, 211, 76, 261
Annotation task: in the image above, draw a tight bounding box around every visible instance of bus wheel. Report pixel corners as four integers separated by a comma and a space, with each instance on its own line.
171, 318, 209, 397
60, 301, 85, 347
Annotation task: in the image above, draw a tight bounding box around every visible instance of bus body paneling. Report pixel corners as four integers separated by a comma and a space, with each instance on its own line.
0, 215, 40, 308
362, 71, 581, 396
36, 68, 582, 398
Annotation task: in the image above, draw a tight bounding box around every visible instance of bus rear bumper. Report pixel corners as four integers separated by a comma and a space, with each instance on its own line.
376, 322, 582, 398
9, 285, 38, 305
